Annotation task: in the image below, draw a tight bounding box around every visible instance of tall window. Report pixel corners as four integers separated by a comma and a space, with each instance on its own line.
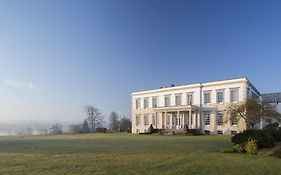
136, 98, 141, 109
136, 115, 140, 126
230, 89, 239, 103
143, 97, 149, 109
175, 94, 182, 106
152, 114, 156, 126
217, 111, 223, 125
187, 93, 193, 105
164, 95, 170, 107
205, 113, 210, 125
152, 97, 158, 108
143, 115, 149, 126
204, 92, 211, 104
217, 91, 224, 104
167, 116, 170, 125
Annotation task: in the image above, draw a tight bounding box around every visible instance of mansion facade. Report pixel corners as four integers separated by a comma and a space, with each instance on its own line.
131, 78, 261, 135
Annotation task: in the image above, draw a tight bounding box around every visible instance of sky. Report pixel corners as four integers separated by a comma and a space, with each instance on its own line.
0, 0, 281, 123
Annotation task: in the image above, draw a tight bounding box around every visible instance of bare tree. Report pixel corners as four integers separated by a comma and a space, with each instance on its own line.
227, 99, 281, 129
49, 123, 63, 134
108, 111, 120, 131
84, 105, 104, 133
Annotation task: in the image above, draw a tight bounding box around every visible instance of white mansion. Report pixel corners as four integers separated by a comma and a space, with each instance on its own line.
131, 78, 262, 135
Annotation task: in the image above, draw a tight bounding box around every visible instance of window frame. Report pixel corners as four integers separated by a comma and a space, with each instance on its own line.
216, 90, 224, 104
143, 97, 149, 109
204, 91, 211, 105
175, 93, 182, 106
186, 93, 193, 105
230, 88, 239, 103
217, 111, 224, 126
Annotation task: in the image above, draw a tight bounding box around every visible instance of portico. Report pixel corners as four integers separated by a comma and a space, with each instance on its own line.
155, 105, 199, 130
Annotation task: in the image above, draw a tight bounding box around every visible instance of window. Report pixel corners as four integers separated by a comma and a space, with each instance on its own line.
231, 130, 237, 135
164, 95, 170, 107
205, 113, 210, 125
136, 98, 141, 109
167, 116, 170, 125
217, 130, 223, 135
136, 115, 140, 126
190, 113, 193, 125
217, 91, 224, 104
143, 97, 149, 109
136, 129, 139, 133
143, 115, 149, 126
205, 130, 210, 135
230, 89, 239, 103
152, 97, 158, 108
187, 93, 193, 105
204, 92, 211, 104
217, 111, 223, 125
152, 114, 156, 126
175, 94, 182, 106
231, 115, 238, 125
266, 118, 272, 124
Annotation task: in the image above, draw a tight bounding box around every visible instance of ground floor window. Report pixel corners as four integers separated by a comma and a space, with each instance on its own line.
217, 130, 223, 135
231, 130, 237, 135
152, 114, 156, 126
136, 129, 139, 133
144, 115, 149, 126
204, 113, 210, 125
205, 130, 210, 135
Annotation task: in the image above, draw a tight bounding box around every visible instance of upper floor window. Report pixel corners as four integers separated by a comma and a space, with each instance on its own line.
136, 115, 140, 126
230, 88, 239, 103
204, 92, 211, 104
205, 113, 210, 125
217, 91, 224, 104
136, 98, 141, 109
143, 115, 149, 126
152, 97, 158, 108
187, 93, 193, 105
164, 95, 170, 107
175, 94, 182, 106
143, 97, 149, 109
217, 111, 224, 125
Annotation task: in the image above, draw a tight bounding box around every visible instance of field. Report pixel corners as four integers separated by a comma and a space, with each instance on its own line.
0, 133, 281, 175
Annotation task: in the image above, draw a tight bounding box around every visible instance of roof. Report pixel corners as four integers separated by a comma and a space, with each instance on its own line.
131, 77, 251, 96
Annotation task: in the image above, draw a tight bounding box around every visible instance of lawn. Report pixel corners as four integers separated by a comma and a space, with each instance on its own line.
0, 133, 280, 175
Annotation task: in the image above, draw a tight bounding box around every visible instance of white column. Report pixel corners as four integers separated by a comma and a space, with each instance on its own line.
165, 112, 167, 129
189, 110, 192, 129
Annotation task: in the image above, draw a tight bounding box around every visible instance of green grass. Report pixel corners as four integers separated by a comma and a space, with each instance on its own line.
0, 133, 280, 175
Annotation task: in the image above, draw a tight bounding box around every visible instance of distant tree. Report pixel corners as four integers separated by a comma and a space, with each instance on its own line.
227, 99, 281, 129
84, 105, 104, 133
26, 127, 33, 135
109, 111, 120, 131
68, 124, 82, 134
81, 119, 90, 133
119, 117, 132, 132
49, 123, 63, 134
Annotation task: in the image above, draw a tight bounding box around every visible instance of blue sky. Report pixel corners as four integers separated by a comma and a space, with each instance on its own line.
0, 0, 281, 122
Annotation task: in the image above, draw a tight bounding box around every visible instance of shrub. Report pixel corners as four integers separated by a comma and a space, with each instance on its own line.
186, 129, 201, 136
264, 122, 281, 141
96, 127, 107, 133
269, 147, 281, 158
231, 129, 274, 149
244, 138, 258, 155
232, 144, 244, 153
